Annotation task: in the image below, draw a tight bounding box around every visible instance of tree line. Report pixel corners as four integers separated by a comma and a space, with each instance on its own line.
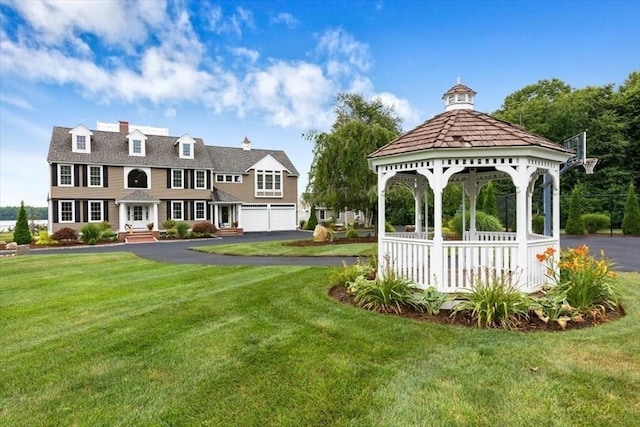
0, 206, 48, 221
305, 71, 639, 229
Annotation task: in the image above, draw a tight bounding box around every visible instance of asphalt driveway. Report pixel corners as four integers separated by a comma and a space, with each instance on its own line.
7, 231, 639, 272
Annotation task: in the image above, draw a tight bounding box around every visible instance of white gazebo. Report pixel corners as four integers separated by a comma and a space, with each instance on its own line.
367, 82, 574, 293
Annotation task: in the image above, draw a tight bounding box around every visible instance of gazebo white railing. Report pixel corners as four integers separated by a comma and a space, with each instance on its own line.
381, 232, 556, 293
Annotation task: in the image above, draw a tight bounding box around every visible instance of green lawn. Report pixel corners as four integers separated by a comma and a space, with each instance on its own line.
192, 239, 377, 257
1, 253, 639, 426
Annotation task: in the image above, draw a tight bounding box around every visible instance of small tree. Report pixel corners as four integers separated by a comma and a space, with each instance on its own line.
564, 186, 585, 235
306, 205, 318, 230
13, 201, 32, 244
481, 181, 499, 217
622, 183, 640, 235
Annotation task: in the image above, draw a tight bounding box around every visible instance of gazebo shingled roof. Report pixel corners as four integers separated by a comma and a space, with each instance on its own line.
369, 109, 573, 159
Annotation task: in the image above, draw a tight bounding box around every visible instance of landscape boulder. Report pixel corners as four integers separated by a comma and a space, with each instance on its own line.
313, 225, 332, 242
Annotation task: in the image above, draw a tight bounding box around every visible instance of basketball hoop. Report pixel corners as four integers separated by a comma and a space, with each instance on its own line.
583, 158, 598, 175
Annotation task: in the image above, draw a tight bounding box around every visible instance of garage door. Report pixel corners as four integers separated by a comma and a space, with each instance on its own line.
242, 204, 269, 232
241, 204, 296, 232
270, 204, 296, 231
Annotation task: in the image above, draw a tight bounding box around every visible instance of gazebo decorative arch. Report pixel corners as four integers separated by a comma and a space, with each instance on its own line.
367, 82, 574, 293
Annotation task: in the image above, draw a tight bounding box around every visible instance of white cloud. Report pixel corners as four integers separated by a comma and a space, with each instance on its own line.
5, 0, 167, 51
316, 28, 372, 77
375, 92, 422, 128
0, 94, 36, 111
271, 12, 299, 28
230, 47, 260, 63
244, 61, 335, 128
0, 2, 416, 132
206, 5, 254, 36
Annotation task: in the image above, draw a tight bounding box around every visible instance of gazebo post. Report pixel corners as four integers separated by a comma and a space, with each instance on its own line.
413, 182, 422, 234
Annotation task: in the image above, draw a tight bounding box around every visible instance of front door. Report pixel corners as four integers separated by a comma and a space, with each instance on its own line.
127, 204, 149, 229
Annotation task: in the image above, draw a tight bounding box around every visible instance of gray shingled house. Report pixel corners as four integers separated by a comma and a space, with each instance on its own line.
47, 121, 298, 240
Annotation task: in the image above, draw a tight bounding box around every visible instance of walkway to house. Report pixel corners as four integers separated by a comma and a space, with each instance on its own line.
4, 231, 639, 271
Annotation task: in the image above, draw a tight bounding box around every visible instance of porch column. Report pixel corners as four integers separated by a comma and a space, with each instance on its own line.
414, 182, 422, 234
152, 203, 158, 231
550, 169, 561, 240
118, 203, 126, 232
213, 205, 218, 227
237, 204, 242, 227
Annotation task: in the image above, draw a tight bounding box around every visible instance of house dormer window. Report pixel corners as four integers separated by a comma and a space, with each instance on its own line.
175, 134, 195, 159
70, 124, 92, 153
76, 135, 86, 151
127, 130, 147, 156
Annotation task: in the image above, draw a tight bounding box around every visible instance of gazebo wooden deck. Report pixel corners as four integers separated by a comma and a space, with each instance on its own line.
368, 82, 574, 293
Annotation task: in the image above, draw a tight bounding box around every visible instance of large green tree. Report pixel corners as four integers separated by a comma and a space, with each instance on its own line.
306, 93, 402, 225
493, 72, 639, 227
13, 201, 32, 244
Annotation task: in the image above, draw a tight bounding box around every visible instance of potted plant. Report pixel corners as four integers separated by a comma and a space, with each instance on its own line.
232, 221, 238, 228
147, 222, 154, 231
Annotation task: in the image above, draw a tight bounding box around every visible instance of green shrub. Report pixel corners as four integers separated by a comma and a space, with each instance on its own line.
98, 221, 112, 231
51, 227, 78, 242
162, 219, 177, 230
88, 237, 97, 245
415, 286, 451, 315
348, 262, 420, 314
345, 228, 359, 238
192, 221, 217, 236
532, 214, 545, 234
481, 181, 498, 217
564, 186, 585, 235
330, 259, 376, 286
80, 223, 102, 243
622, 183, 640, 235
166, 228, 177, 237
13, 201, 31, 245
305, 206, 318, 230
452, 268, 531, 329
35, 231, 58, 246
581, 213, 610, 234
448, 211, 503, 236
101, 230, 117, 240
175, 222, 190, 239
384, 221, 396, 233
299, 220, 306, 229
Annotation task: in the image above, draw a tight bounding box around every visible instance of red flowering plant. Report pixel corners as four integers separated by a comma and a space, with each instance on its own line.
535, 245, 620, 323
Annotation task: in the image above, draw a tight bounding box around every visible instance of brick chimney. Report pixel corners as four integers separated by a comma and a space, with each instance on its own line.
119, 121, 129, 133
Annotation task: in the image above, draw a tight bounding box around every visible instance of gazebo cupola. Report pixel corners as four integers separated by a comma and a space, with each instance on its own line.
443, 79, 477, 111
368, 82, 574, 294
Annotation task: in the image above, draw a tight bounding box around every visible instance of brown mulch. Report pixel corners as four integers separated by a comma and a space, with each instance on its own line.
328, 284, 625, 332
283, 236, 377, 246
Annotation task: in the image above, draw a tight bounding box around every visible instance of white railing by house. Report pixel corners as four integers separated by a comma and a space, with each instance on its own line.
380, 234, 558, 294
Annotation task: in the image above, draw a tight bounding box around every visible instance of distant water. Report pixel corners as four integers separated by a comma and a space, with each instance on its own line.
0, 220, 48, 232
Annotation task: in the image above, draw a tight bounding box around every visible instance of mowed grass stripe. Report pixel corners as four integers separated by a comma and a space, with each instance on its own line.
1, 254, 639, 426
192, 239, 376, 257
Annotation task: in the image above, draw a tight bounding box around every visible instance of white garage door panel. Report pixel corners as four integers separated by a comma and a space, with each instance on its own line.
270, 205, 296, 231
242, 205, 268, 232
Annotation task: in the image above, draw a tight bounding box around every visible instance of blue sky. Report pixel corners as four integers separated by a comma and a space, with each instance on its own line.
1, 0, 638, 207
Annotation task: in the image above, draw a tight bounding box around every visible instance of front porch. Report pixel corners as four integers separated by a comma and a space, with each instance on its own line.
382, 231, 554, 292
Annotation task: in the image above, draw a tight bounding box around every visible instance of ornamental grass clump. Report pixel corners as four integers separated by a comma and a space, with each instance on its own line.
536, 245, 620, 314
347, 259, 421, 314
452, 268, 531, 329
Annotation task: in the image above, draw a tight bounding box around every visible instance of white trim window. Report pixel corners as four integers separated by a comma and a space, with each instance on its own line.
59, 200, 74, 223
172, 169, 184, 189
194, 201, 206, 220
89, 166, 102, 187
132, 139, 142, 154
58, 164, 74, 186
182, 143, 191, 157
216, 174, 242, 183
89, 201, 103, 222
76, 135, 86, 151
171, 201, 184, 220
195, 170, 207, 189
255, 170, 282, 197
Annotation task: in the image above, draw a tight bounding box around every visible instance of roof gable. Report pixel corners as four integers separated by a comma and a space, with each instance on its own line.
247, 154, 289, 173
127, 129, 147, 140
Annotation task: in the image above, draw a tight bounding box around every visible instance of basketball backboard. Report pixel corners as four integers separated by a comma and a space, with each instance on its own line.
563, 131, 586, 165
